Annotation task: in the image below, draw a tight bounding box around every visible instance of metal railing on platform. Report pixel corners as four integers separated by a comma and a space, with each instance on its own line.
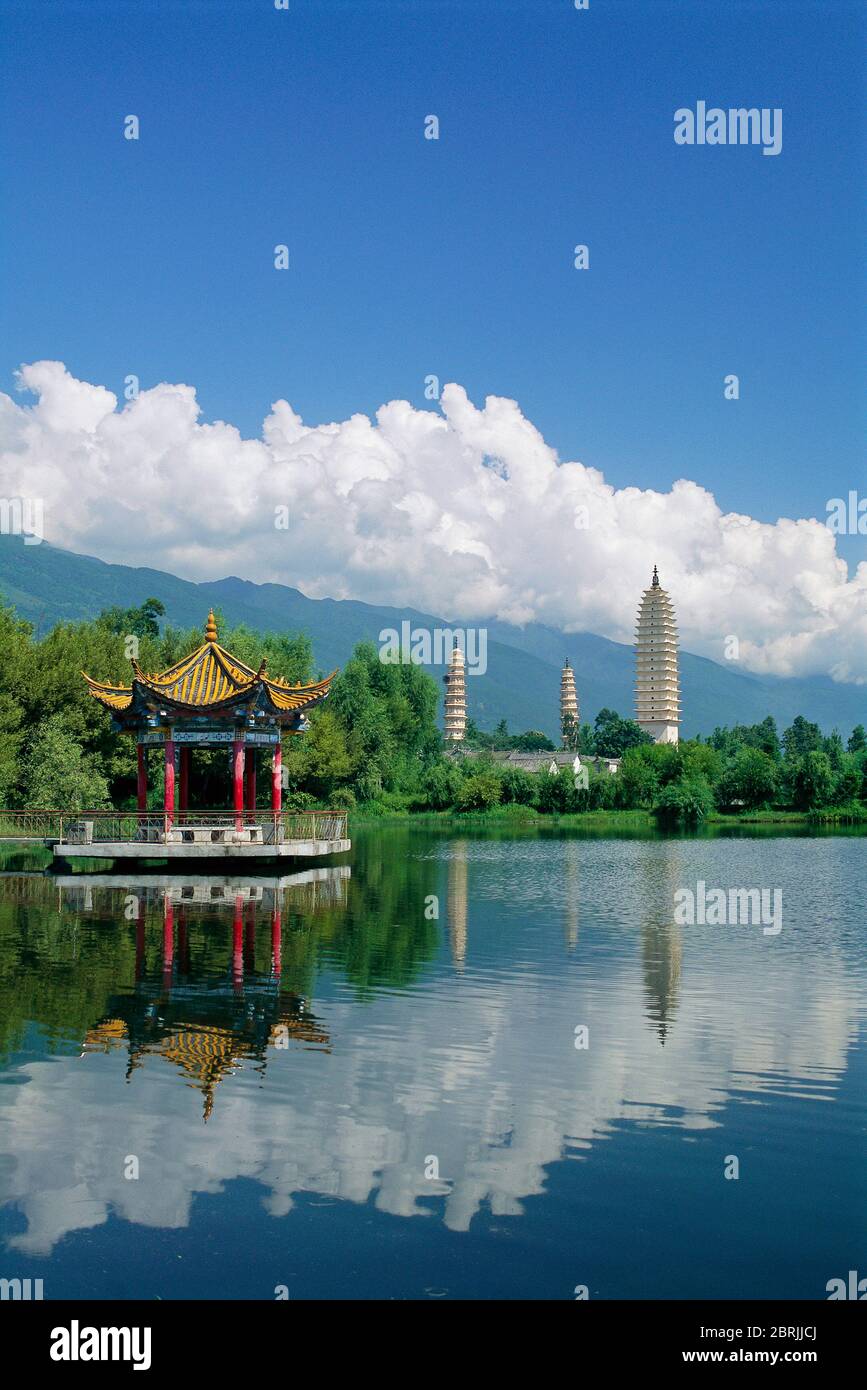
0, 808, 349, 846
0, 809, 68, 841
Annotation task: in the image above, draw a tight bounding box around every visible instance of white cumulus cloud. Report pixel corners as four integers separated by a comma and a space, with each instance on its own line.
1, 360, 865, 681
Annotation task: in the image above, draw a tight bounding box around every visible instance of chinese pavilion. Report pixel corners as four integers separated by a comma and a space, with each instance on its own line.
83, 611, 336, 822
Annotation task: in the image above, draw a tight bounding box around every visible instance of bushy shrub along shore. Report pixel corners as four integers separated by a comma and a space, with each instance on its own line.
1, 598, 864, 826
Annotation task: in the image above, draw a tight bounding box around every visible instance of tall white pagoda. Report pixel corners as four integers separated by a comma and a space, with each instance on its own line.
443, 641, 467, 742
634, 566, 681, 744
560, 660, 579, 748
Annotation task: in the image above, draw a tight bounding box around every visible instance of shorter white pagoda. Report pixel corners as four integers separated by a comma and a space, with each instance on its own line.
443, 642, 467, 741
560, 660, 579, 748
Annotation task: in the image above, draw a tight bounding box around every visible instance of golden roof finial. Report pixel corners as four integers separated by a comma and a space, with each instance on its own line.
205, 609, 218, 642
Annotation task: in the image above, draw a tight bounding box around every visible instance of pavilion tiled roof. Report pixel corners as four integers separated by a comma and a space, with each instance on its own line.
83, 610, 335, 720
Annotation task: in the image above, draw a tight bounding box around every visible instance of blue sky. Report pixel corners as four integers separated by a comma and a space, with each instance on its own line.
2, 0, 863, 537
0, 0, 865, 685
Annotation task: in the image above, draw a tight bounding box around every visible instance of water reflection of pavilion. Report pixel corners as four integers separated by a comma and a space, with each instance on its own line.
59, 868, 350, 1120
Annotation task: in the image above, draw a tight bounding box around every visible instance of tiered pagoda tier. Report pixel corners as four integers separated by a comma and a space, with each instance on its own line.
560, 659, 579, 747
634, 566, 681, 744
442, 641, 467, 742
82, 611, 336, 815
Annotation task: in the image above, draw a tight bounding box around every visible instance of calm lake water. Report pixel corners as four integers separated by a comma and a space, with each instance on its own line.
0, 824, 864, 1300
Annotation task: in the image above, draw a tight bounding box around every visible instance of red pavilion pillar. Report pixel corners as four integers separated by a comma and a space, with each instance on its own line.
232, 736, 245, 830
232, 893, 244, 989
136, 743, 148, 812
245, 746, 257, 817
163, 897, 174, 983
164, 733, 176, 829
179, 745, 190, 818
272, 741, 282, 812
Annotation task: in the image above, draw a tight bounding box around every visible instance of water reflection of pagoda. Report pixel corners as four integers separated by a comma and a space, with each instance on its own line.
639, 851, 683, 1045
63, 869, 349, 1119
446, 840, 469, 970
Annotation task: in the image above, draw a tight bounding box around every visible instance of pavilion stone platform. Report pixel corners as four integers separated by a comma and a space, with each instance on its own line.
53, 825, 351, 862
69, 611, 349, 866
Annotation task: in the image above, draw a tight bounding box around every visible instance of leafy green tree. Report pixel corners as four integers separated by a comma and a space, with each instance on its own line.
0, 702, 23, 806
681, 741, 723, 784
708, 716, 781, 760
847, 724, 866, 755
716, 747, 779, 810
98, 596, 166, 639
652, 742, 688, 785
792, 751, 834, 809
463, 716, 491, 749
753, 715, 782, 760
420, 759, 464, 810
511, 729, 555, 751
831, 761, 860, 806
298, 709, 353, 802
499, 766, 536, 805
21, 715, 111, 810
653, 774, 714, 825
615, 747, 660, 809
783, 716, 822, 762
455, 772, 502, 812
823, 731, 846, 771
0, 601, 33, 803
535, 766, 570, 813
327, 642, 441, 801
576, 722, 597, 754
593, 708, 653, 758
587, 766, 617, 810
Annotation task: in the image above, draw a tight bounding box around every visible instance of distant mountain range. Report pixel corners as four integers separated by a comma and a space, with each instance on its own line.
0, 535, 863, 739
